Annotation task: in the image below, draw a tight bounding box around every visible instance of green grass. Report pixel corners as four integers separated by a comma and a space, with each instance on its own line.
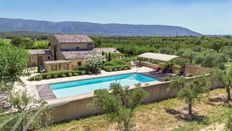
38, 88, 230, 131
173, 106, 229, 131
225, 62, 232, 67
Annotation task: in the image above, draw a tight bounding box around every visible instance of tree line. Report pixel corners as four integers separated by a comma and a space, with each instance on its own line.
92, 36, 232, 69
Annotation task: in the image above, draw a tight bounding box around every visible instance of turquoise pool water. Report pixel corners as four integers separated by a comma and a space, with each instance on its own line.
50, 73, 158, 98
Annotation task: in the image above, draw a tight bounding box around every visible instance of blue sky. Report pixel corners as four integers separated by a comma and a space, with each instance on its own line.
0, 0, 231, 35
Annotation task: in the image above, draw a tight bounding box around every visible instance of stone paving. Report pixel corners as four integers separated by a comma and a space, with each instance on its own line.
36, 85, 56, 100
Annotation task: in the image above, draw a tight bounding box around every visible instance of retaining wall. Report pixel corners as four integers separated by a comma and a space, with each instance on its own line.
49, 74, 218, 123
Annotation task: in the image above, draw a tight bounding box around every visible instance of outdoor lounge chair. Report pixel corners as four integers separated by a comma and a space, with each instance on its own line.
130, 61, 136, 67
154, 67, 162, 72
179, 70, 185, 76
179, 66, 186, 76
149, 67, 162, 75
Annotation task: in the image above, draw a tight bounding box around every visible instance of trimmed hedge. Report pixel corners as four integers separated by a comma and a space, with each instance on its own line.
103, 65, 130, 72
28, 70, 87, 81
104, 60, 127, 66
103, 60, 130, 72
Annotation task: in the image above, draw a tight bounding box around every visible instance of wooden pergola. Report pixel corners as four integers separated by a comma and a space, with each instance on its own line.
138, 52, 179, 62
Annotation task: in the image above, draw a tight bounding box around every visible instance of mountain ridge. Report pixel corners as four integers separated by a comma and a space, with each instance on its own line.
0, 18, 202, 36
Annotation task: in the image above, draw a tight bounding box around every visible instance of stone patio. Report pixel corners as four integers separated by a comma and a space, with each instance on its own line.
36, 85, 56, 100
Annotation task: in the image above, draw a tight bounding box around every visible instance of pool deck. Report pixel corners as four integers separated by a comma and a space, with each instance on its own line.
36, 85, 56, 100
18, 67, 157, 101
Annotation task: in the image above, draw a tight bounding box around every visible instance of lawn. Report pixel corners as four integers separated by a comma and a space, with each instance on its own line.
40, 88, 231, 131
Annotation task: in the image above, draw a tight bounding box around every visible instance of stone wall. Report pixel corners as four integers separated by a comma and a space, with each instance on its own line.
44, 59, 85, 72
49, 96, 99, 122
185, 65, 211, 76
28, 54, 52, 67
44, 60, 72, 72
70, 59, 85, 69
60, 43, 93, 50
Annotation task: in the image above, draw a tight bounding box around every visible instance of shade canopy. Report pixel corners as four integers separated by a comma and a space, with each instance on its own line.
138, 52, 179, 62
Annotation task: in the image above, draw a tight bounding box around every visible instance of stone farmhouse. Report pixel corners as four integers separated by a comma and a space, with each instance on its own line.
28, 34, 118, 72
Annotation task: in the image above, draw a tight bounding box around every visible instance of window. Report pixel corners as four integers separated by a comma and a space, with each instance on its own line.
76, 47, 80, 50
59, 64, 62, 70
64, 64, 69, 70
78, 62, 82, 66
87, 43, 94, 49
52, 65, 57, 71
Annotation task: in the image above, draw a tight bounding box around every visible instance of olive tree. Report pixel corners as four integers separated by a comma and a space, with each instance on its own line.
0, 44, 51, 130
94, 83, 148, 131
182, 49, 196, 64
84, 54, 106, 74
0, 45, 28, 92
210, 41, 223, 53
211, 67, 232, 102
11, 37, 33, 49
0, 90, 52, 131
194, 50, 228, 69
0, 45, 51, 131
169, 76, 209, 116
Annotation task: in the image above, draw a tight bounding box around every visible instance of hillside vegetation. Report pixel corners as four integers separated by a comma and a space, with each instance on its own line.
94, 36, 232, 69
0, 18, 200, 36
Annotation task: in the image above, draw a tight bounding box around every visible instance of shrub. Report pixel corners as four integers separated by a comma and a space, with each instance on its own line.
78, 66, 87, 71
28, 70, 88, 81
52, 74, 58, 78
103, 60, 130, 72
73, 73, 78, 76
61, 73, 67, 77
34, 75, 42, 81
68, 73, 73, 77
103, 65, 130, 72
46, 74, 52, 79
78, 70, 86, 75
31, 40, 49, 49
84, 55, 106, 74
104, 60, 126, 66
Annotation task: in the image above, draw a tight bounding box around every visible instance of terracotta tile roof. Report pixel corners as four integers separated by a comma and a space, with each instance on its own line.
61, 48, 118, 59
54, 34, 93, 43
29, 49, 51, 55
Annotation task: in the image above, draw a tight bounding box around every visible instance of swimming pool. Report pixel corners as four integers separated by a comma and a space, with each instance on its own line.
50, 73, 159, 98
